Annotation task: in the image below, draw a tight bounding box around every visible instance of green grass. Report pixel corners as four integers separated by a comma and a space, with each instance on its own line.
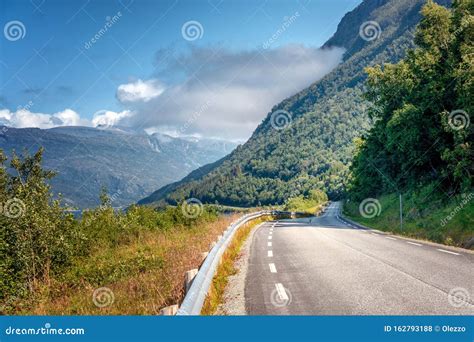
343, 190, 474, 248
3, 205, 240, 315
284, 189, 328, 215
201, 216, 274, 315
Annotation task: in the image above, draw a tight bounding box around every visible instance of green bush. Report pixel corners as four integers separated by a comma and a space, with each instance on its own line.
284, 189, 328, 213
0, 149, 219, 312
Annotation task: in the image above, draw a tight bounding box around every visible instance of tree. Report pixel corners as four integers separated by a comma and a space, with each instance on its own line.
349, 0, 473, 200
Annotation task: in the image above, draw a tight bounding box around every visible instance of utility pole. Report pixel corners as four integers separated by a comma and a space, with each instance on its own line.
399, 193, 403, 230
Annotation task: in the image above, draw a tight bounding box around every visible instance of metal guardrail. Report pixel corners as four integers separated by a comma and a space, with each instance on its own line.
177, 210, 293, 315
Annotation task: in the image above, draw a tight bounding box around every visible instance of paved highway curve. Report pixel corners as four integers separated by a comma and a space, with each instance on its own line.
245, 202, 474, 315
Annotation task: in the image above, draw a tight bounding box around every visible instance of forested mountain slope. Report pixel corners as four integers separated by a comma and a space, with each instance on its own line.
349, 0, 473, 199
140, 0, 451, 207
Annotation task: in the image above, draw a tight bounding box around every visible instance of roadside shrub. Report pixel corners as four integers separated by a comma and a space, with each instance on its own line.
0, 148, 220, 313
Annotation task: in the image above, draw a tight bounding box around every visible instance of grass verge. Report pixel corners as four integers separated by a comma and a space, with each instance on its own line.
343, 190, 474, 248
9, 212, 238, 315
201, 216, 273, 315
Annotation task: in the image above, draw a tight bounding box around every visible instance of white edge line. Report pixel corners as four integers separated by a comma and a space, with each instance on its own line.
437, 248, 460, 256
407, 241, 422, 246
385, 237, 397, 240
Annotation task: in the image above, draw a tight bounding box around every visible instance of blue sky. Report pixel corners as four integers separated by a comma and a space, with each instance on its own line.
0, 0, 361, 139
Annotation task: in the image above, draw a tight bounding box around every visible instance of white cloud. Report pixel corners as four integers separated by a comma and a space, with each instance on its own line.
116, 79, 165, 103
0, 44, 344, 140
0, 108, 89, 129
0, 108, 132, 130
92, 109, 133, 127
118, 44, 345, 140
54, 109, 87, 126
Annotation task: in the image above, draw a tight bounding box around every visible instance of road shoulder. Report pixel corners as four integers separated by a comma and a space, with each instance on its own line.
339, 210, 474, 255
215, 223, 264, 315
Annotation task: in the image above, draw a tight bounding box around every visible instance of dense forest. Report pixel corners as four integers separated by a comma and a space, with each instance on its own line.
348, 0, 473, 200
141, 0, 451, 208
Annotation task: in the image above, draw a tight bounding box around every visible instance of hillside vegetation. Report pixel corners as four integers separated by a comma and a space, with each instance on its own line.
284, 189, 328, 214
346, 0, 473, 247
344, 189, 473, 247
0, 149, 236, 314
140, 0, 450, 208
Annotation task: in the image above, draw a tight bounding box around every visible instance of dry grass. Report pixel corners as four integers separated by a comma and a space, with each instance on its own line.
201, 217, 271, 315
22, 214, 239, 315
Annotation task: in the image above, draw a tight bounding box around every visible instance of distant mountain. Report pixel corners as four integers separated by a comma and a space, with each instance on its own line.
140, 0, 451, 207
0, 126, 236, 208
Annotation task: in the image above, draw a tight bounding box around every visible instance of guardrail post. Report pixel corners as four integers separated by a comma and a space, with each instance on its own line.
185, 268, 199, 293
177, 210, 292, 315
159, 304, 179, 315
199, 252, 208, 268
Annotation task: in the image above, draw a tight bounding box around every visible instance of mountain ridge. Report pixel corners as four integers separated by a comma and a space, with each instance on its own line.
0, 125, 236, 208
140, 0, 451, 207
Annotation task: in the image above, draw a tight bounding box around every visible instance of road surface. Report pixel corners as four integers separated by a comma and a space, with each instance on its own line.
245, 202, 474, 315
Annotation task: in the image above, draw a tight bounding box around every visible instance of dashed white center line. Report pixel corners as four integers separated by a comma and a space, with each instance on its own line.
269, 263, 277, 273
275, 283, 289, 301
407, 241, 422, 246
268, 250, 273, 257
268, 242, 272, 247
437, 248, 460, 256
269, 231, 273, 235
268, 236, 272, 240
385, 237, 397, 241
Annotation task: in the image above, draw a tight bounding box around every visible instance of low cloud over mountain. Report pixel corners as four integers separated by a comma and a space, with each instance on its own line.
0, 44, 343, 141
118, 44, 344, 140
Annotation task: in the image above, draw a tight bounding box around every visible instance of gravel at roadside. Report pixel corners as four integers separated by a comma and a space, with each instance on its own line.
215, 223, 263, 315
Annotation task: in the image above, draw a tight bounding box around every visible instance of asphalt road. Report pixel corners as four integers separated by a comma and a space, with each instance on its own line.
245, 202, 474, 315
